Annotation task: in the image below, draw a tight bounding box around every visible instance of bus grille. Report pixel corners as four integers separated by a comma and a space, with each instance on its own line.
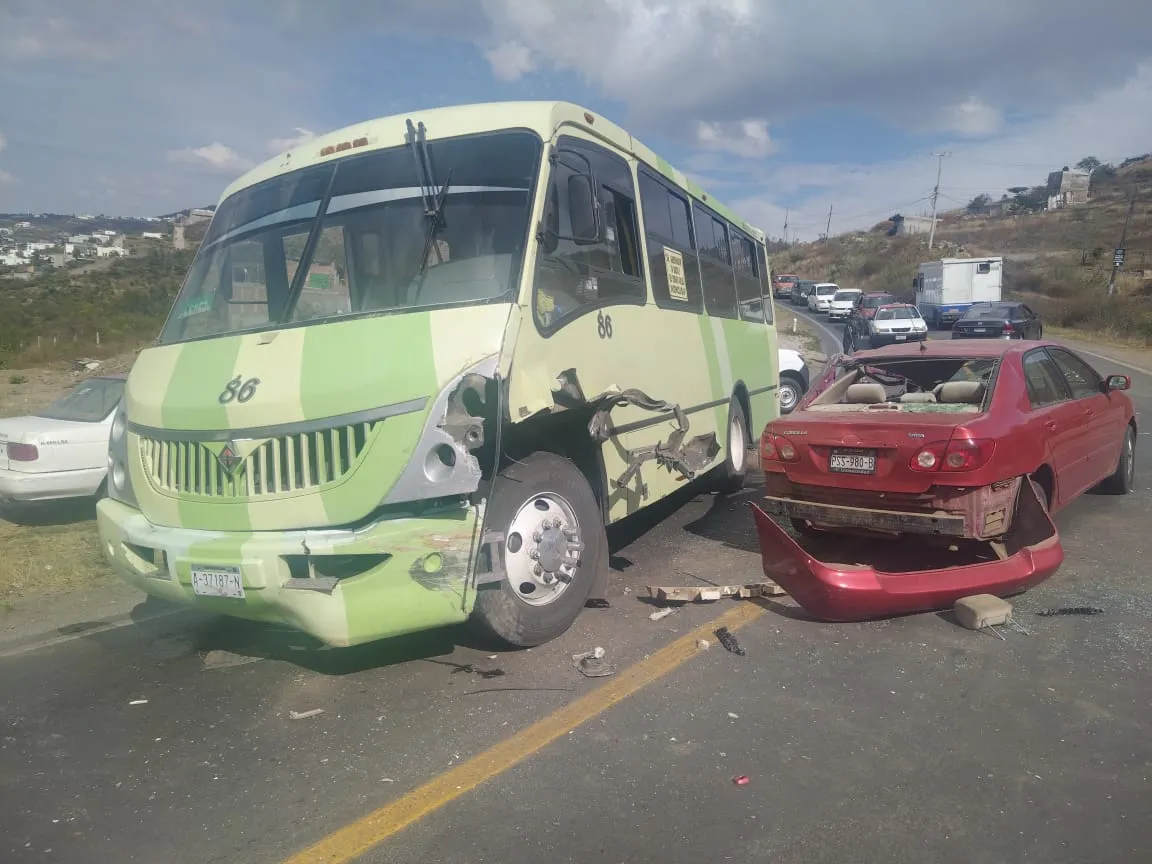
139, 422, 379, 498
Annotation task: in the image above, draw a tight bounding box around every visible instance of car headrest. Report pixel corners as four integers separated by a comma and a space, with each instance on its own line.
937, 381, 987, 404
900, 391, 937, 403
844, 383, 887, 404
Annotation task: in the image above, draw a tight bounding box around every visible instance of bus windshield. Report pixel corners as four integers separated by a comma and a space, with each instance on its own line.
160, 130, 542, 344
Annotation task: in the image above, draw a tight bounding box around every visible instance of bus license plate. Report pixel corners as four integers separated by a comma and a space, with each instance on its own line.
191, 565, 245, 599
829, 449, 876, 475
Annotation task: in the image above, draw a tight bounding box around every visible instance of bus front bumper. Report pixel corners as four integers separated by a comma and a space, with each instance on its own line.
96, 498, 484, 647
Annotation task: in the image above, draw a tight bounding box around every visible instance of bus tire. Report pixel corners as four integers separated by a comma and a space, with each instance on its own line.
471, 451, 605, 648
716, 396, 750, 495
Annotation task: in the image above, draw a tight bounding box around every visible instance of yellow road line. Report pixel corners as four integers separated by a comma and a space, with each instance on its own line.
282, 602, 766, 864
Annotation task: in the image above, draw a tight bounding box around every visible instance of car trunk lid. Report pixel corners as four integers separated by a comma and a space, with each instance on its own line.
766, 412, 973, 494
953, 318, 1007, 338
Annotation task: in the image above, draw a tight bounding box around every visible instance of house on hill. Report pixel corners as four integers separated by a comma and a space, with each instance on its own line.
1046, 166, 1090, 210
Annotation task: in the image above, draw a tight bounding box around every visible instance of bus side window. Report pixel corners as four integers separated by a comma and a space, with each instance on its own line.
754, 243, 775, 325
693, 203, 739, 320
731, 228, 767, 324
534, 137, 646, 333
638, 168, 703, 313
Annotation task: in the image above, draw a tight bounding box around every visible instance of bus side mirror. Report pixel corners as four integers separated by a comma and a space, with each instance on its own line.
567, 173, 600, 245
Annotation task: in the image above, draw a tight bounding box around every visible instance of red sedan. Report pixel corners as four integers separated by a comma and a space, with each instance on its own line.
750, 339, 1137, 621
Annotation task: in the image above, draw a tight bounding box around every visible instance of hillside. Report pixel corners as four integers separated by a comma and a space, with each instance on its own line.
0, 213, 167, 244
772, 156, 1152, 342
0, 249, 195, 368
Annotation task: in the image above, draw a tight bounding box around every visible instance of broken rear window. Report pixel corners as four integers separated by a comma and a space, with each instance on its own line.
806, 356, 998, 413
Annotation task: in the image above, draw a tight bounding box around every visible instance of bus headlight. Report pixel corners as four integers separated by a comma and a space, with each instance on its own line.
106, 400, 138, 507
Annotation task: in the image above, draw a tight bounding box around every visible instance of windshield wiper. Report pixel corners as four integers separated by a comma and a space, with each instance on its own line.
406, 118, 453, 285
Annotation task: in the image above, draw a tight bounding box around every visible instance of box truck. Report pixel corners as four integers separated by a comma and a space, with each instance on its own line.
913, 257, 1003, 329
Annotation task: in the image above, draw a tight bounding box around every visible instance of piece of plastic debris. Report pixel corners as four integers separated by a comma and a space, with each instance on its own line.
649, 607, 678, 622
128, 699, 148, 706
487, 655, 498, 660
380, 778, 396, 783
732, 775, 751, 786
289, 709, 326, 721
727, 712, 739, 719
585, 598, 610, 609
715, 626, 746, 656
572, 647, 615, 678
1036, 607, 1104, 617
696, 639, 711, 650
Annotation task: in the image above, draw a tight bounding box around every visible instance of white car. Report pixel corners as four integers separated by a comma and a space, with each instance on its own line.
807, 282, 839, 313
827, 288, 862, 321
0, 375, 125, 505
778, 348, 810, 415
860, 303, 929, 348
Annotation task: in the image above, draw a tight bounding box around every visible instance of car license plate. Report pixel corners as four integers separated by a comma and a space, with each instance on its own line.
895, 334, 907, 340
829, 449, 876, 475
190, 565, 244, 599
973, 328, 986, 333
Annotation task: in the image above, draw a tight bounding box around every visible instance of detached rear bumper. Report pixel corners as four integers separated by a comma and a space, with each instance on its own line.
749, 481, 1063, 622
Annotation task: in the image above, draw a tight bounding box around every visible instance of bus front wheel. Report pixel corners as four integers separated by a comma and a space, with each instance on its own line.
471, 451, 605, 648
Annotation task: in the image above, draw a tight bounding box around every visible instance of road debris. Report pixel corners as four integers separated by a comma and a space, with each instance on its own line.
648, 607, 679, 622
732, 775, 751, 786
288, 709, 326, 721
715, 626, 746, 656
727, 712, 739, 719
696, 639, 711, 650
451, 663, 506, 679
1036, 607, 1105, 617
954, 595, 1031, 638
585, 598, 611, 609
128, 699, 148, 706
647, 581, 786, 603
572, 647, 616, 678
201, 650, 263, 671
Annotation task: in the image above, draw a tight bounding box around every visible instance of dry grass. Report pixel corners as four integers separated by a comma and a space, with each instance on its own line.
0, 349, 138, 419
0, 504, 111, 606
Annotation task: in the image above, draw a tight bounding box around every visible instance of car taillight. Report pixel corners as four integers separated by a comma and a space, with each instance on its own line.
1002, 322, 1014, 335
6, 442, 39, 462
760, 433, 800, 464
910, 438, 995, 472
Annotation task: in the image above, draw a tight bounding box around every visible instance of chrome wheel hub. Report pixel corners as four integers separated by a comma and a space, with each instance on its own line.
505, 493, 585, 606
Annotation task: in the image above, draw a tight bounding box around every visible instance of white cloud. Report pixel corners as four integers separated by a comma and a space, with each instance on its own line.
484, 41, 536, 81
0, 169, 17, 186
268, 127, 317, 153
938, 98, 1004, 138
719, 63, 1152, 241
166, 142, 253, 173
695, 119, 775, 159
480, 0, 1152, 140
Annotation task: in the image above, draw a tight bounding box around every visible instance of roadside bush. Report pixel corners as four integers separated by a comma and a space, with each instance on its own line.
8, 375, 28, 385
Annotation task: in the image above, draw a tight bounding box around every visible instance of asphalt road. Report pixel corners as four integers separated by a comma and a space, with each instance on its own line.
2, 321, 1150, 864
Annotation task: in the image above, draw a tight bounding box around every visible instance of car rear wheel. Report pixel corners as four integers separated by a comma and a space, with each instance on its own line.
1095, 426, 1136, 495
471, 451, 605, 647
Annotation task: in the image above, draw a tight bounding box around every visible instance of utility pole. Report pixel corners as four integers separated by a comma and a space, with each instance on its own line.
927, 151, 950, 250
1107, 185, 1136, 297
782, 208, 789, 243
824, 203, 833, 241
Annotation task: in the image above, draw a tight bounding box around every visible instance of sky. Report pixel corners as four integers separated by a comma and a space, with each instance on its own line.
1, 0, 1150, 240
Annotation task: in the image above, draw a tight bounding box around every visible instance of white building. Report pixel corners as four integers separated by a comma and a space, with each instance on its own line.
141, 231, 165, 240
94, 245, 127, 258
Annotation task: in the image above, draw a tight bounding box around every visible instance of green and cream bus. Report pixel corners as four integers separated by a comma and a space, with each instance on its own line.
97, 101, 780, 647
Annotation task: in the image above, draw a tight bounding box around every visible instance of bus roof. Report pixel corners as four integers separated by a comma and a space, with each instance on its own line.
219, 100, 765, 243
